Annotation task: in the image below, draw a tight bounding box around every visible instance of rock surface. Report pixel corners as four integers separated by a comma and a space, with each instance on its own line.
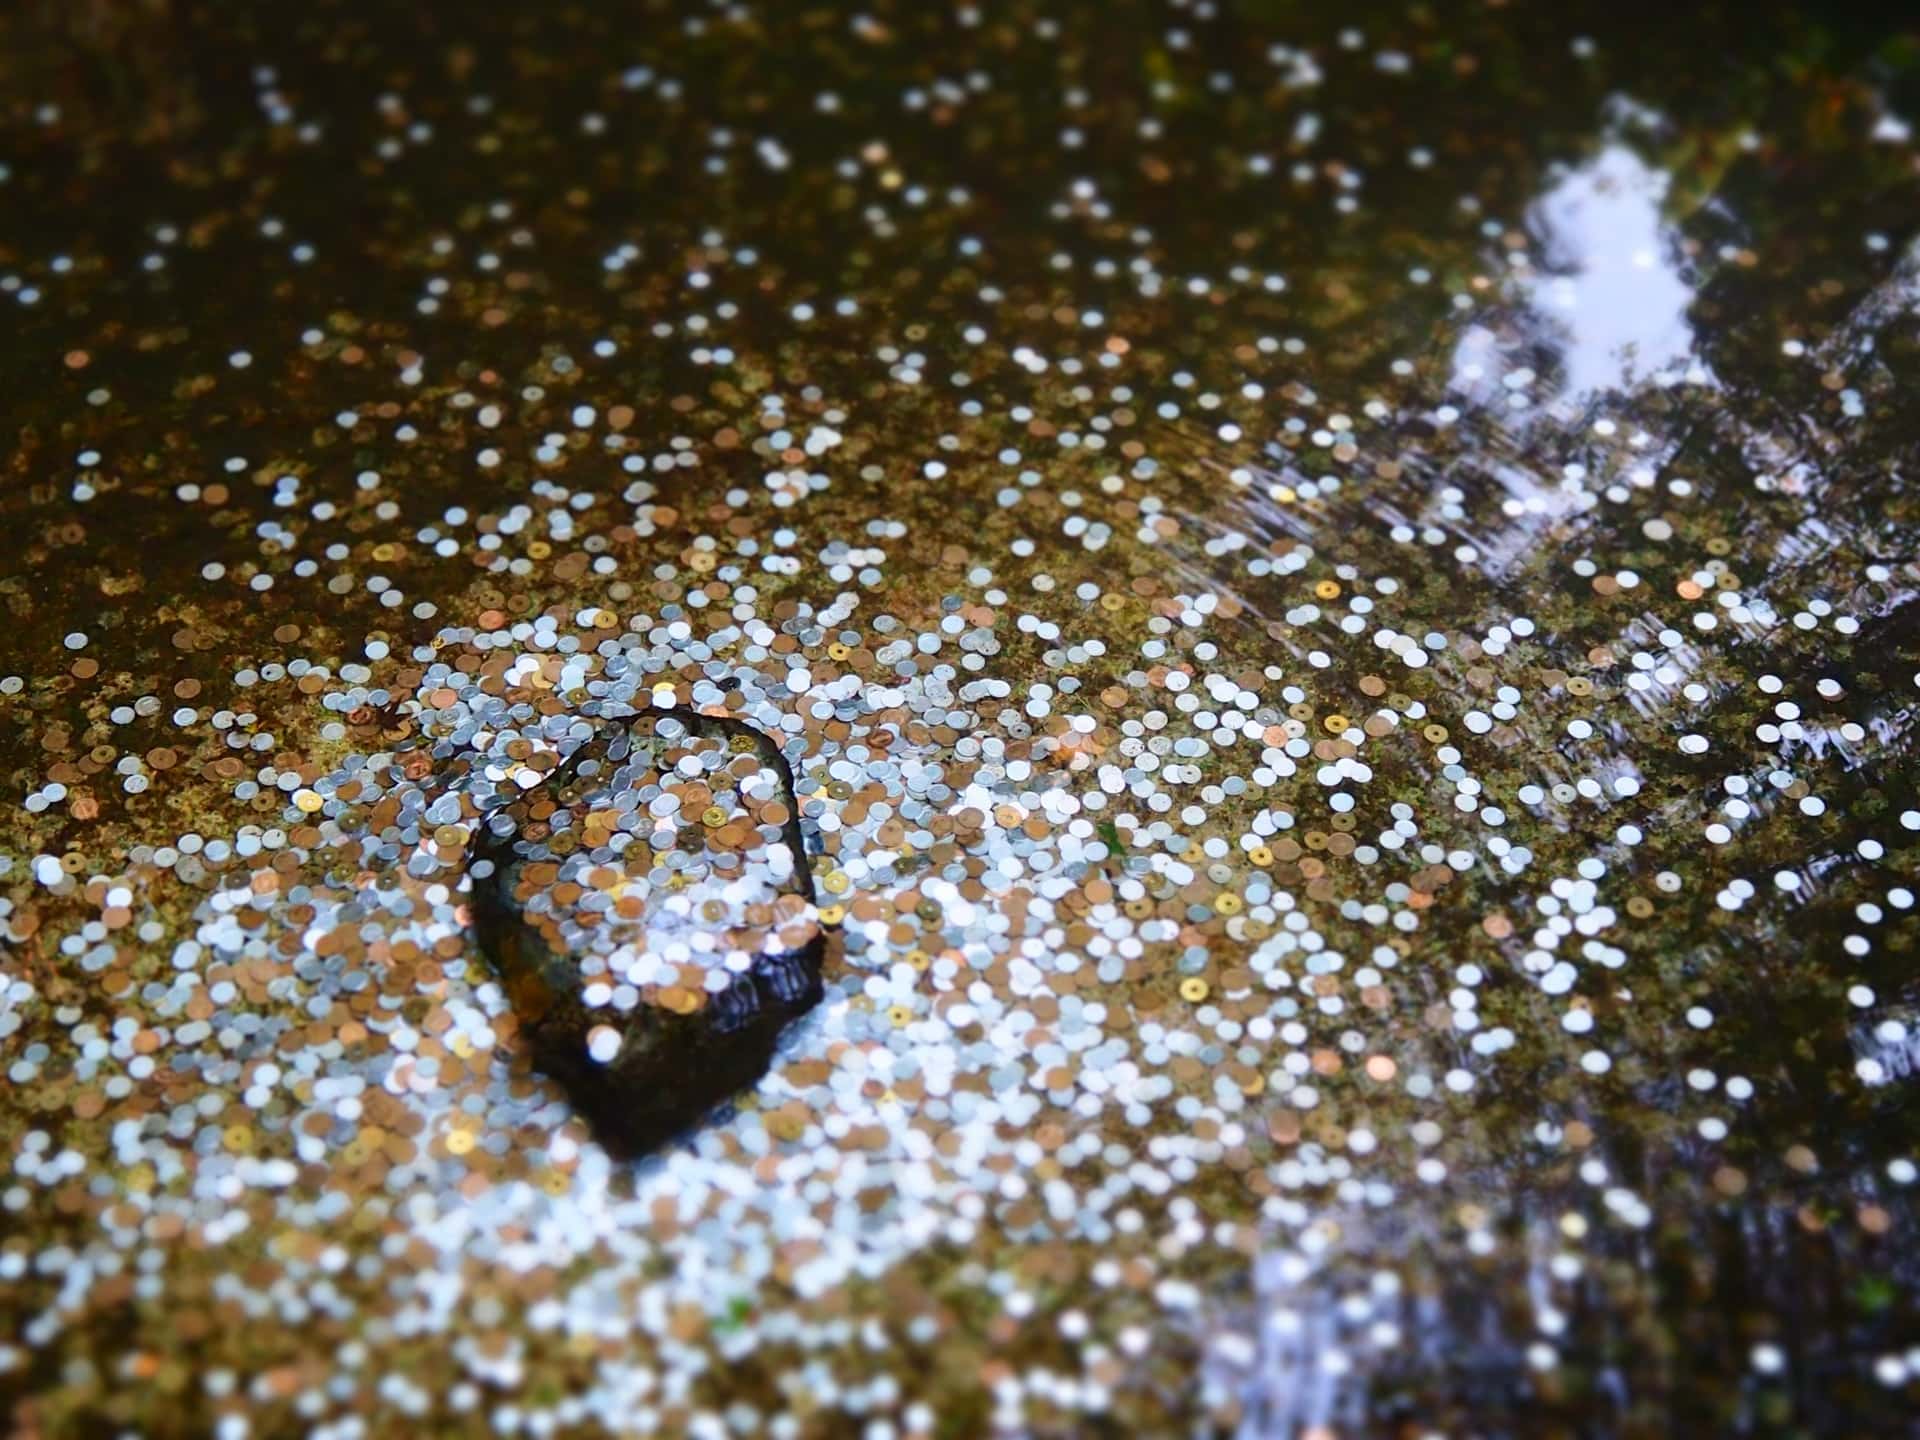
470, 708, 823, 1155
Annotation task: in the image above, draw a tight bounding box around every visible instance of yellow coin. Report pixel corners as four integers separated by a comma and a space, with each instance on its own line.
1249, 846, 1273, 867
294, 789, 324, 813
1179, 978, 1210, 1003
1214, 892, 1243, 915
446, 1129, 475, 1156
1323, 714, 1348, 734
818, 904, 846, 925
822, 871, 851, 895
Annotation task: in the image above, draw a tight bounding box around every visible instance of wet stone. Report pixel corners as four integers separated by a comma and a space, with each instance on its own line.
471, 709, 822, 1155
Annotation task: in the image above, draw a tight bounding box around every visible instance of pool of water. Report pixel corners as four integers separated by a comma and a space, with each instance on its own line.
2, 2, 1918, 1435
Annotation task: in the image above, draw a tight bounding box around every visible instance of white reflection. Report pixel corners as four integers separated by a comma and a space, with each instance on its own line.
1453, 137, 1709, 407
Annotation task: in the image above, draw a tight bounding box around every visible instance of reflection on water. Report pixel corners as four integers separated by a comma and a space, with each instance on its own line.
1453, 128, 1708, 413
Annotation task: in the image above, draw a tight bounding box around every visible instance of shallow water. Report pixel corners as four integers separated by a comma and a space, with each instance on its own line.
2, 2, 1919, 1436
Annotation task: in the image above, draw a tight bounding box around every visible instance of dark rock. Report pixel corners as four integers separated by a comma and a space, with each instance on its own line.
470, 708, 823, 1156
